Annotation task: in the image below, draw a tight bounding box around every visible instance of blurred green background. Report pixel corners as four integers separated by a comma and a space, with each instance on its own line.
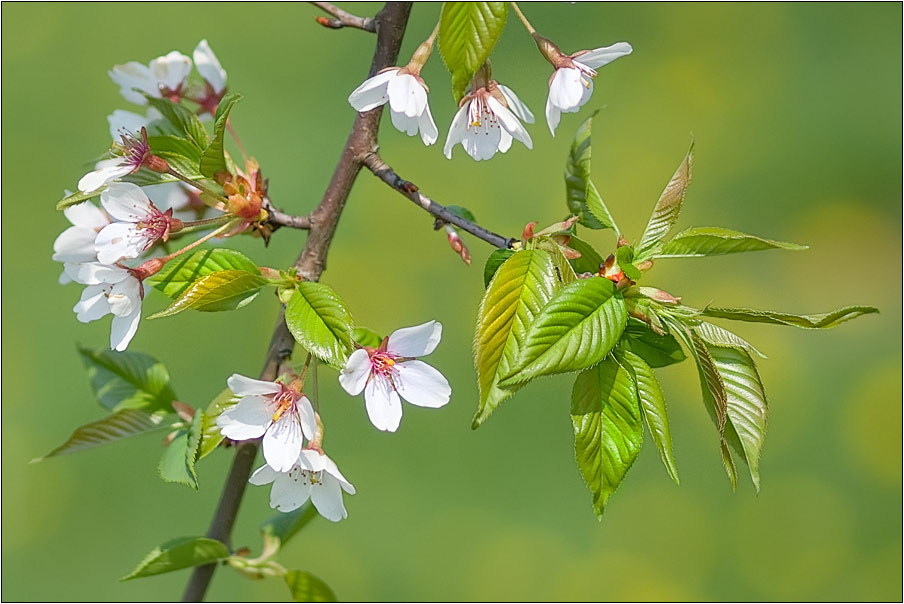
2, 2, 901, 601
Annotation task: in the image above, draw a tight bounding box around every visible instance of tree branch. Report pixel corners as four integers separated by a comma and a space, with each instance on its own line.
180, 3, 412, 601
262, 199, 312, 230
312, 1, 377, 32
361, 151, 516, 249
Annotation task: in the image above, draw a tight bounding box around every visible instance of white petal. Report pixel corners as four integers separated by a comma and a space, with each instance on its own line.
77, 163, 131, 193
318, 453, 356, 494
150, 51, 192, 92
348, 70, 395, 112
110, 307, 142, 351
487, 97, 532, 150
95, 222, 144, 264
545, 93, 562, 136
395, 360, 451, 408
496, 84, 535, 124
549, 68, 585, 111
498, 129, 513, 153
390, 107, 420, 136
263, 414, 304, 472
249, 464, 278, 486
58, 269, 73, 285
364, 375, 403, 432
387, 321, 442, 357
143, 183, 190, 213
216, 396, 271, 440
310, 475, 347, 522
417, 102, 439, 146
296, 395, 317, 441
387, 72, 427, 118
101, 182, 153, 222
108, 277, 142, 317
573, 42, 633, 69
108, 109, 150, 141
443, 103, 471, 159
109, 61, 157, 104
73, 285, 111, 322
226, 374, 282, 396
269, 472, 311, 513
53, 227, 99, 263
193, 39, 227, 94
74, 262, 128, 285
339, 349, 372, 396
299, 448, 327, 473
64, 201, 108, 230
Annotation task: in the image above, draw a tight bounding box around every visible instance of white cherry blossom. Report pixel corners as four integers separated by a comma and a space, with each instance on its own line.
77, 128, 152, 193
339, 320, 451, 432
348, 68, 438, 145
249, 448, 355, 521
545, 42, 633, 136
444, 83, 533, 161
193, 39, 227, 95
95, 183, 181, 265
217, 374, 317, 472
107, 107, 161, 141
109, 51, 192, 105
69, 262, 144, 352
53, 201, 110, 284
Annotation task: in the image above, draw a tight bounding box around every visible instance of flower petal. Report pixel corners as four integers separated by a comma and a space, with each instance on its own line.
109, 61, 157, 104
348, 70, 395, 112
95, 222, 144, 264
321, 454, 356, 494
74, 285, 111, 323
101, 182, 153, 222
269, 471, 312, 513
573, 42, 633, 70
498, 129, 513, 153
216, 395, 271, 440
64, 201, 108, 230
390, 107, 420, 136
488, 97, 532, 150
77, 163, 131, 193
549, 67, 585, 112
74, 262, 128, 285
395, 360, 451, 408
545, 93, 562, 136
226, 374, 282, 396
296, 395, 317, 441
387, 72, 427, 118
364, 375, 403, 432
108, 277, 142, 317
310, 475, 348, 522
339, 349, 372, 396
53, 227, 100, 263
193, 39, 227, 94
249, 464, 278, 486
443, 103, 471, 159
496, 84, 535, 124
108, 109, 150, 141
263, 414, 304, 472
388, 320, 442, 357
110, 308, 142, 351
418, 102, 439, 146
150, 51, 192, 92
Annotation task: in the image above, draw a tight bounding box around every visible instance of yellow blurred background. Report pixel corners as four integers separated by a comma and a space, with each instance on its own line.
2, 2, 900, 601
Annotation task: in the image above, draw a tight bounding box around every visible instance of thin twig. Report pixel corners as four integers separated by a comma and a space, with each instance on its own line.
262, 199, 313, 230
180, 3, 412, 601
361, 152, 515, 249
311, 1, 377, 32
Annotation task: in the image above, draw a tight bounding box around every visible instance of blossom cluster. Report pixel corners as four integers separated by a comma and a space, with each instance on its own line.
218, 321, 452, 521
53, 41, 229, 351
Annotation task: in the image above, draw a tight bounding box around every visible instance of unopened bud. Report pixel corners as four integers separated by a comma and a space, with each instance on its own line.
532, 33, 569, 68
130, 256, 167, 282
258, 267, 281, 281
522, 221, 538, 240
445, 225, 471, 265
145, 154, 170, 173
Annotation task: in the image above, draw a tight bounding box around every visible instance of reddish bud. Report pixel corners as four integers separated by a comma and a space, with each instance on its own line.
130, 257, 167, 282
446, 225, 471, 265
522, 221, 538, 240
145, 154, 170, 173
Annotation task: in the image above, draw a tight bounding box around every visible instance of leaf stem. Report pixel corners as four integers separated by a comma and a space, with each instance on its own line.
165, 168, 229, 206
510, 2, 536, 35
159, 220, 238, 265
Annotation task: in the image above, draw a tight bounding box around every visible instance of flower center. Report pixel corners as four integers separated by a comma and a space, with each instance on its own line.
370, 351, 398, 376
270, 387, 298, 422
467, 93, 499, 131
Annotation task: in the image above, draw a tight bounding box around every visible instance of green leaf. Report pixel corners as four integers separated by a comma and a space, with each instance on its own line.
699, 305, 879, 329
657, 226, 807, 258
567, 235, 604, 275
121, 537, 229, 581
351, 326, 383, 349
500, 277, 628, 386
57, 188, 102, 210
571, 356, 643, 519
445, 204, 477, 222
144, 96, 209, 149
261, 503, 318, 548
33, 409, 167, 462
147, 248, 260, 299
158, 411, 203, 490
197, 389, 234, 460
621, 318, 686, 368
635, 141, 694, 260
473, 250, 561, 428
123, 168, 184, 187
200, 92, 243, 178
616, 349, 679, 484
532, 236, 578, 286
615, 245, 642, 281
483, 248, 515, 287
285, 570, 337, 602
285, 282, 355, 368
148, 270, 269, 319
147, 134, 203, 164
78, 347, 176, 414
692, 320, 766, 358
704, 344, 769, 491
439, 2, 508, 102
565, 112, 619, 231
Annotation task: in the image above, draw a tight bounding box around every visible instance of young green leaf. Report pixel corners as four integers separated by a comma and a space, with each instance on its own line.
620, 318, 686, 367
445, 204, 477, 223
500, 277, 628, 386
158, 411, 203, 490
147, 134, 203, 164
144, 96, 210, 150
700, 305, 879, 329
200, 92, 243, 178
692, 320, 766, 359
285, 570, 338, 602
197, 389, 234, 461
78, 347, 176, 414
148, 270, 269, 319
439, 2, 508, 102
261, 503, 318, 550
571, 356, 643, 519
33, 409, 167, 462
121, 537, 229, 581
565, 112, 619, 231
351, 326, 383, 349
57, 188, 102, 210
614, 245, 642, 282
473, 249, 561, 428
635, 141, 694, 260
285, 282, 355, 368
616, 349, 679, 484
657, 226, 807, 258
483, 248, 516, 287
147, 248, 261, 298
567, 235, 605, 274
533, 235, 578, 285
